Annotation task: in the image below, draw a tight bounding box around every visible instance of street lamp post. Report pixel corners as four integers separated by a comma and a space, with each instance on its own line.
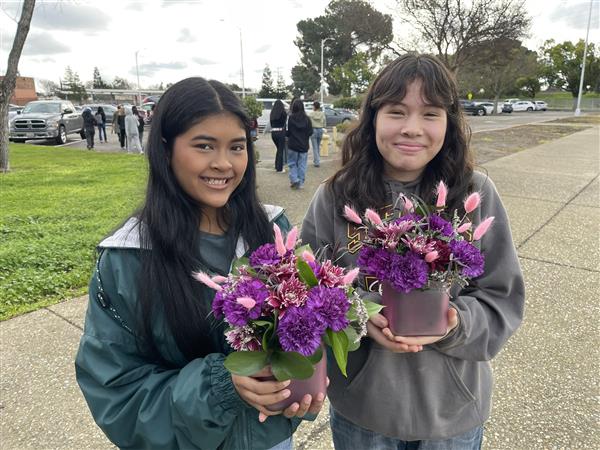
220, 20, 245, 98
135, 49, 145, 105
320, 38, 334, 104
575, 0, 593, 116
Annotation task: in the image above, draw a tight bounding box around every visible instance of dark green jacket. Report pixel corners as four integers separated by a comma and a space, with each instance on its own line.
75, 206, 302, 450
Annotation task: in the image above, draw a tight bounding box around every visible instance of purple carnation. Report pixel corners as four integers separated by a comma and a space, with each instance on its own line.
306, 286, 350, 332
222, 279, 269, 326
387, 251, 429, 293
249, 243, 281, 268
277, 306, 326, 356
428, 214, 453, 236
357, 246, 392, 280
395, 213, 422, 226
449, 240, 484, 278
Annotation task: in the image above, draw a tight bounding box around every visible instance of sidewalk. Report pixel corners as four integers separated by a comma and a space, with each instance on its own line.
1, 126, 598, 449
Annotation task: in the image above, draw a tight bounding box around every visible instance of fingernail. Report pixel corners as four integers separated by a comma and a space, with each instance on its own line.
282, 390, 291, 398
317, 393, 325, 402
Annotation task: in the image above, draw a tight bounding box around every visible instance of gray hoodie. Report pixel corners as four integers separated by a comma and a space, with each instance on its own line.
300, 171, 525, 440
124, 108, 139, 137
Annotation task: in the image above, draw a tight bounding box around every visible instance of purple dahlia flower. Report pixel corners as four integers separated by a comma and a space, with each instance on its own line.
449, 240, 484, 278
277, 305, 326, 356
388, 251, 429, 293
249, 243, 282, 268
221, 279, 269, 326
428, 214, 454, 236
357, 246, 393, 280
306, 286, 350, 331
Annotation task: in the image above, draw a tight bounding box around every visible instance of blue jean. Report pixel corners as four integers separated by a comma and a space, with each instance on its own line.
330, 407, 483, 450
288, 149, 308, 186
311, 127, 324, 166
97, 123, 107, 142
267, 437, 292, 450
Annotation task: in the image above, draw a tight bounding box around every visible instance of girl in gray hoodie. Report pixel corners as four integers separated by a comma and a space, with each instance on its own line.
301, 54, 525, 449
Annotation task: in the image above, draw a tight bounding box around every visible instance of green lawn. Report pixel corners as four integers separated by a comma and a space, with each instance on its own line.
0, 144, 147, 320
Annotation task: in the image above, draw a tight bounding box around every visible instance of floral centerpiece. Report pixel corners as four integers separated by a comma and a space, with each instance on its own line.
193, 224, 381, 407
343, 181, 494, 336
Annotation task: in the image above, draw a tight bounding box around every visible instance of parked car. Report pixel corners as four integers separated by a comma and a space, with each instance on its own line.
534, 101, 548, 111
139, 102, 154, 124
464, 101, 504, 116
502, 103, 514, 113
503, 98, 520, 105
323, 107, 358, 126
9, 100, 85, 144
7, 104, 23, 123
510, 100, 536, 112
82, 104, 118, 124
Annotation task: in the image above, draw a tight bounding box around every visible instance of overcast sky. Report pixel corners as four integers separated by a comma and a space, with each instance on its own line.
0, 0, 598, 92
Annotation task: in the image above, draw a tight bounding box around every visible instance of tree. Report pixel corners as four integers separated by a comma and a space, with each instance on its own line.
92, 67, 108, 89
516, 76, 541, 98
330, 52, 375, 97
61, 66, 86, 102
112, 77, 132, 90
457, 39, 538, 110
242, 96, 263, 120
293, 0, 393, 95
38, 79, 58, 97
274, 73, 288, 99
259, 65, 275, 98
1, 0, 36, 172
290, 65, 320, 98
395, 0, 530, 75
539, 39, 600, 98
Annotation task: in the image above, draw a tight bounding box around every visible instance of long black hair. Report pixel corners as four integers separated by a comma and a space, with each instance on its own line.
269, 99, 286, 122
137, 77, 272, 361
329, 53, 473, 214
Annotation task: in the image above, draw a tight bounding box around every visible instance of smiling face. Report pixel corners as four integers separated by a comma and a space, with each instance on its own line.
170, 112, 248, 232
375, 79, 448, 182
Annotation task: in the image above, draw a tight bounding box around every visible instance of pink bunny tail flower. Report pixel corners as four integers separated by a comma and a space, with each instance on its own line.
302, 250, 316, 262
285, 227, 298, 250
402, 196, 414, 212
343, 205, 363, 225
342, 267, 360, 285
273, 223, 286, 256
236, 296, 256, 310
192, 271, 223, 291
211, 275, 228, 284
473, 217, 495, 241
457, 222, 472, 234
464, 192, 481, 214
436, 181, 448, 208
424, 251, 439, 263
365, 208, 384, 226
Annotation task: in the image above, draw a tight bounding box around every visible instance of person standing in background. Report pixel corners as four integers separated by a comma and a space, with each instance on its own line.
132, 106, 145, 152
125, 107, 142, 154
95, 107, 107, 143
286, 99, 312, 189
309, 101, 326, 167
115, 105, 127, 149
82, 107, 97, 150
270, 100, 287, 173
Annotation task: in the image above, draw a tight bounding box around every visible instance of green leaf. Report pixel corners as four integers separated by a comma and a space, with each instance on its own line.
224, 351, 269, 376
344, 327, 360, 352
270, 350, 315, 381
326, 329, 349, 377
294, 244, 313, 257
364, 299, 384, 317
296, 259, 318, 287
231, 257, 250, 275
306, 345, 324, 364
253, 320, 272, 327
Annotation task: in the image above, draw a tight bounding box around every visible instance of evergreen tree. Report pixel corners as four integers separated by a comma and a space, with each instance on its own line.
92, 67, 107, 89
274, 72, 288, 99
259, 65, 275, 97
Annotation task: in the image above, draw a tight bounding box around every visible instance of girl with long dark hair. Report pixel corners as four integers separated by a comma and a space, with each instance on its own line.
270, 99, 287, 172
301, 54, 524, 449
286, 99, 313, 189
76, 77, 325, 450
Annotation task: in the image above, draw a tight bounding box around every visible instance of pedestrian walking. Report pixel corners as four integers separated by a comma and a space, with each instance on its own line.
125, 107, 142, 154
132, 106, 145, 152
270, 100, 287, 172
309, 101, 326, 167
113, 105, 126, 149
95, 106, 107, 143
75, 77, 325, 450
82, 107, 97, 150
286, 99, 312, 189
301, 54, 525, 449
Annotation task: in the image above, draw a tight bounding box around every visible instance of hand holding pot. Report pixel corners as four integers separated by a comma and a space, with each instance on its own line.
367, 313, 423, 353
385, 307, 460, 346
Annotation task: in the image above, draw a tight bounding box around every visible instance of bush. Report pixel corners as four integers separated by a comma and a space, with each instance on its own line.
333, 96, 363, 111
335, 121, 354, 134
243, 96, 263, 119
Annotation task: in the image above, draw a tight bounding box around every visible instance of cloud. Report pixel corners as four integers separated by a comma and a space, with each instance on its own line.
549, 1, 599, 30
192, 57, 217, 65
130, 61, 188, 76
255, 44, 271, 54
177, 28, 196, 43
31, 3, 110, 30
125, 2, 144, 11
4, 33, 71, 55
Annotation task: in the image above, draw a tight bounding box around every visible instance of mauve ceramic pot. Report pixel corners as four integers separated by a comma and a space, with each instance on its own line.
381, 282, 449, 336
263, 351, 327, 412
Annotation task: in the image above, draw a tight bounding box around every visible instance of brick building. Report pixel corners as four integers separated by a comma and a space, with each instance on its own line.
0, 76, 37, 105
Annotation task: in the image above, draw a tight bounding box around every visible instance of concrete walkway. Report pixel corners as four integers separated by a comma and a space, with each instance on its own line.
1, 126, 598, 449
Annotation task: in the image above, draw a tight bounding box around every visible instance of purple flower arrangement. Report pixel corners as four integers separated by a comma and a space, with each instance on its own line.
194, 225, 379, 381
344, 181, 495, 293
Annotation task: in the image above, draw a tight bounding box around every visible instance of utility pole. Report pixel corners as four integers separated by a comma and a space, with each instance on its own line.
575, 0, 593, 116
320, 38, 334, 104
